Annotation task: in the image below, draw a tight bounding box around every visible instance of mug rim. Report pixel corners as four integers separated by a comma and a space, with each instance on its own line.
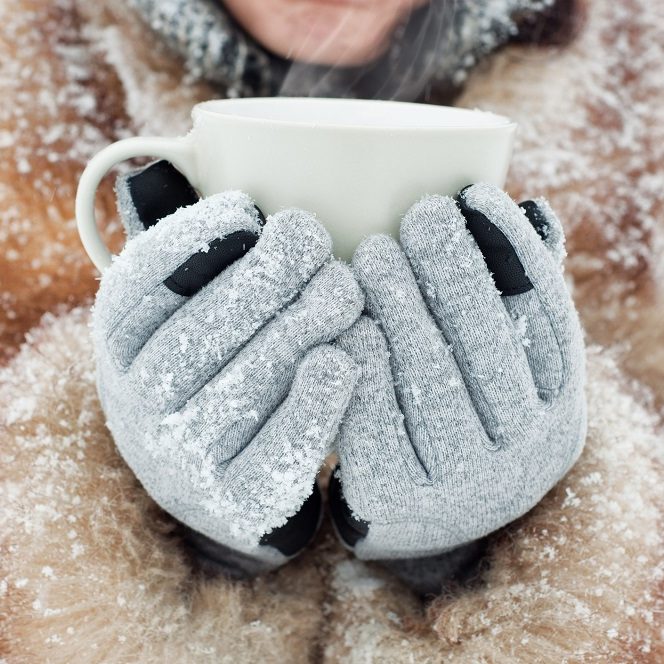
193, 97, 516, 133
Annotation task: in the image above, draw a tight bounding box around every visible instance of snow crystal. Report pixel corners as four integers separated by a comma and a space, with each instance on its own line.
512, 314, 531, 348
5, 396, 38, 425
332, 560, 385, 598
562, 487, 581, 509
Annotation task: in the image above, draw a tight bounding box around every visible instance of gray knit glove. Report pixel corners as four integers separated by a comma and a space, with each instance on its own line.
93, 162, 363, 577
330, 183, 586, 593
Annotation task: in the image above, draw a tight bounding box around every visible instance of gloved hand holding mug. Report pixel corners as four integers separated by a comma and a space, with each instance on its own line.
329, 183, 586, 595
93, 162, 363, 578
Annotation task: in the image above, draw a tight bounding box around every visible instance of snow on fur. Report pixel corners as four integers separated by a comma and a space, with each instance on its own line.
1, 309, 662, 662
1, 0, 664, 660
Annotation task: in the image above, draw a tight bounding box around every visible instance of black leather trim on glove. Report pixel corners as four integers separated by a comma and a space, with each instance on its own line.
180, 526, 279, 579
328, 467, 369, 548
181, 484, 324, 578
122, 161, 324, 577
378, 539, 489, 598
124, 159, 266, 296
456, 186, 534, 296
328, 465, 488, 597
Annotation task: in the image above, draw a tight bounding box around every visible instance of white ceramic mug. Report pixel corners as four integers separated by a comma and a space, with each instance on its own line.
76, 97, 516, 270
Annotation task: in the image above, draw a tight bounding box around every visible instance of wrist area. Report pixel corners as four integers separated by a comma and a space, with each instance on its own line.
377, 539, 489, 597
178, 483, 324, 579
329, 469, 488, 596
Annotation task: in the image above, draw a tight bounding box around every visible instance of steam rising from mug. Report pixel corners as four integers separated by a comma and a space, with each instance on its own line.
278, 0, 542, 102
278, 1, 455, 101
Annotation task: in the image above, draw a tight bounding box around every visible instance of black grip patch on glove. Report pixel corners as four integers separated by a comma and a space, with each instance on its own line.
127, 159, 267, 297
328, 468, 369, 548
456, 187, 534, 297
127, 160, 200, 230
519, 199, 550, 242
164, 231, 260, 296
260, 483, 323, 556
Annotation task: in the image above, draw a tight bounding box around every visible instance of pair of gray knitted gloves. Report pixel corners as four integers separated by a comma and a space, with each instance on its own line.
93, 161, 586, 595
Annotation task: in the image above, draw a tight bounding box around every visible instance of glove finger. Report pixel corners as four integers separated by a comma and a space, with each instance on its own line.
335, 316, 432, 523
510, 198, 569, 395
352, 235, 488, 470
95, 190, 262, 370
117, 160, 268, 298
215, 344, 358, 548
163, 260, 363, 461
400, 194, 539, 446
130, 214, 347, 415
457, 184, 582, 400
115, 160, 200, 239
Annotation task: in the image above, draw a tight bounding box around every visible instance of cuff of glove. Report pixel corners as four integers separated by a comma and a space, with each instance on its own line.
329, 469, 488, 597
180, 526, 282, 578
178, 483, 324, 579
376, 539, 489, 597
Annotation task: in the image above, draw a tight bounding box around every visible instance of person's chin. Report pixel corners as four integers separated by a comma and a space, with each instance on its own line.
281, 16, 395, 67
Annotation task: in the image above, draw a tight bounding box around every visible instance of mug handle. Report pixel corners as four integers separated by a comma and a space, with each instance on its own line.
75, 135, 197, 272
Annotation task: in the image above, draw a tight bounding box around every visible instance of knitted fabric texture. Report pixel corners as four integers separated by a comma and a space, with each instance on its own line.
93, 189, 363, 568
335, 184, 586, 561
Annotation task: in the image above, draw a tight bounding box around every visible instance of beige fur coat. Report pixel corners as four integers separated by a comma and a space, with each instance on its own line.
1, 1, 662, 661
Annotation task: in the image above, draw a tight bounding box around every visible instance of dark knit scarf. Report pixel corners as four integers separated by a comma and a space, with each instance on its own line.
130, 0, 550, 101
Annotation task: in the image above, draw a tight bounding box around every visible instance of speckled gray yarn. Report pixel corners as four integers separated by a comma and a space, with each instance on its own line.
128, 0, 285, 97
335, 184, 586, 561
93, 192, 364, 569
129, 0, 551, 101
